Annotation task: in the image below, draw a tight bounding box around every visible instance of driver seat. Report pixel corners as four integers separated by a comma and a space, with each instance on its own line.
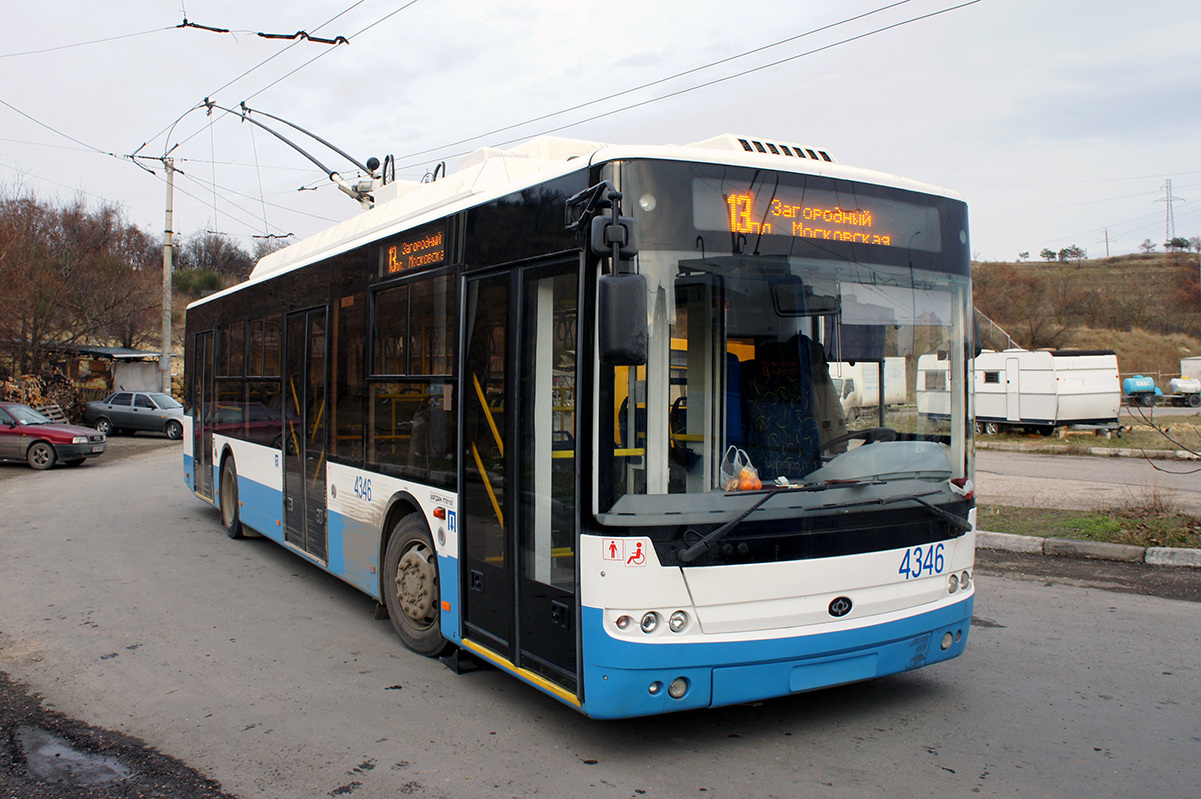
741, 339, 824, 481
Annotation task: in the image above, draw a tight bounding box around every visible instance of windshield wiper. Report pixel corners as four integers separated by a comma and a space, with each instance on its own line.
677, 484, 970, 565
841, 491, 973, 533
678, 480, 881, 564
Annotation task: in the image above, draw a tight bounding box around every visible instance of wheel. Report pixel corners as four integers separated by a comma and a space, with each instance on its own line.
382, 515, 448, 656
820, 427, 899, 452
1190, 394, 1201, 408
219, 458, 244, 539
165, 419, 183, 440
983, 422, 999, 436
27, 441, 56, 470
94, 417, 113, 435
1140, 393, 1156, 407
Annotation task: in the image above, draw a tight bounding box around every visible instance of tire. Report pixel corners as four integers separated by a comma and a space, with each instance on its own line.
94, 417, 113, 436
220, 458, 244, 539
1190, 394, 1201, 408
382, 515, 448, 656
165, 419, 183, 440
1140, 393, 1156, 407
27, 441, 56, 470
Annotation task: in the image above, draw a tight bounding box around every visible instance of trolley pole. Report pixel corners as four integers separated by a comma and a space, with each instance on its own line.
161, 157, 175, 395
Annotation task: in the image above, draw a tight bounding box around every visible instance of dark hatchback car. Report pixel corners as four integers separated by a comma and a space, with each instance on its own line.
83, 391, 186, 439
0, 402, 107, 470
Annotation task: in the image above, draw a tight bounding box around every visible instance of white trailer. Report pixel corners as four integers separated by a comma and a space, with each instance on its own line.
972, 349, 1120, 433
829, 357, 906, 422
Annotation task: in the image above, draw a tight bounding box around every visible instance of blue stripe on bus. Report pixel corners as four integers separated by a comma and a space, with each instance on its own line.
237, 477, 285, 544
578, 597, 973, 719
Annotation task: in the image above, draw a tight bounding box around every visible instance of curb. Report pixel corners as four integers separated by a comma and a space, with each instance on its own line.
978, 530, 1201, 568
976, 442, 1200, 461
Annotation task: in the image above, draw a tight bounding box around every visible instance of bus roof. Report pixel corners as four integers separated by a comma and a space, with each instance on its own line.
190, 134, 961, 309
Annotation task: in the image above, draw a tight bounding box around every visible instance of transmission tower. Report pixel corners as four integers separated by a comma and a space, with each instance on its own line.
1155, 179, 1184, 243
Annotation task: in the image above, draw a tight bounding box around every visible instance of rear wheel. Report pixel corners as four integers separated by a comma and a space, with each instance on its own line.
220, 458, 244, 539
1190, 394, 1201, 408
94, 417, 113, 436
1140, 393, 1156, 407
27, 442, 56, 470
382, 515, 448, 656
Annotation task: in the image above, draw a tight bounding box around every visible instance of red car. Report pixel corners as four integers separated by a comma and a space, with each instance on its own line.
0, 402, 107, 470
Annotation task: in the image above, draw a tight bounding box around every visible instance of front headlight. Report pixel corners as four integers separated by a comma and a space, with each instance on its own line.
72, 436, 88, 444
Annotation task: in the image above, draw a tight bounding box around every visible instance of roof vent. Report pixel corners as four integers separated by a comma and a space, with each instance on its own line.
686, 134, 836, 163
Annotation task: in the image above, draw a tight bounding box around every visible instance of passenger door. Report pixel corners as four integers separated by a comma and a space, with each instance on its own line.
131, 393, 158, 432
192, 333, 214, 500
283, 308, 329, 562
460, 258, 580, 692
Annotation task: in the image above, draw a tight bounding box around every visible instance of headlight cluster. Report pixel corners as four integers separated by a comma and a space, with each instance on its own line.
648, 677, 691, 698
614, 610, 691, 635
72, 436, 89, 444
947, 570, 972, 594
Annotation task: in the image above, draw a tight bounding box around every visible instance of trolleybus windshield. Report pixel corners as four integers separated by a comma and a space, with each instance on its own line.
599, 160, 972, 529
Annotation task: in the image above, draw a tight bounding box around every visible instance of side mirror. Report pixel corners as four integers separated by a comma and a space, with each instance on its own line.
590, 214, 638, 259
598, 273, 647, 365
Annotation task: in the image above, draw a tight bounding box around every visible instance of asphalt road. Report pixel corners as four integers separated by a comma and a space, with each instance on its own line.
975, 448, 1201, 513
2, 440, 1200, 798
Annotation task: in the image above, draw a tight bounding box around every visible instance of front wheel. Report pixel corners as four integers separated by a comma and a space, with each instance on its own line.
220, 458, 244, 539
27, 441, 56, 470
382, 515, 448, 656
165, 419, 183, 440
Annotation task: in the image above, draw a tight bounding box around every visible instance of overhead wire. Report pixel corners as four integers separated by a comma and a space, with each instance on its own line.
0, 27, 172, 59
393, 0, 985, 170
136, 0, 372, 157
395, 0, 917, 163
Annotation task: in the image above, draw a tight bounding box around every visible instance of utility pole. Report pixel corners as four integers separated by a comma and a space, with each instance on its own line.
1155, 179, 1183, 244
161, 157, 175, 394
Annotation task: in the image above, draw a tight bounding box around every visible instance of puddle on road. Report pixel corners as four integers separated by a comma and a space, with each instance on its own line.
16, 724, 133, 785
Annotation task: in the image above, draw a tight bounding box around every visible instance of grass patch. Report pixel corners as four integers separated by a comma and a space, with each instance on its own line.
978, 503, 1201, 549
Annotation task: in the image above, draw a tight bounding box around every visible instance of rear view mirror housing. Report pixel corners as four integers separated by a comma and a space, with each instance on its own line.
597, 273, 647, 365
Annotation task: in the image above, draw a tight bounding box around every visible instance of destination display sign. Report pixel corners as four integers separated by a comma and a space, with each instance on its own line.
381, 224, 445, 276
691, 178, 942, 253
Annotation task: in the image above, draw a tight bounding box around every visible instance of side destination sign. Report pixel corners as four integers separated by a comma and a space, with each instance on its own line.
382, 224, 445, 275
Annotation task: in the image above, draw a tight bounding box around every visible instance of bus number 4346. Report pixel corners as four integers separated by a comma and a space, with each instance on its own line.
898, 543, 944, 580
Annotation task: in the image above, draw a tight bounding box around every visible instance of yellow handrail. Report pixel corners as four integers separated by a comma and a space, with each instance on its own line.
472, 373, 504, 457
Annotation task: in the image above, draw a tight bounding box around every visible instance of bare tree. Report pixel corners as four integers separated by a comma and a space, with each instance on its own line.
0, 189, 161, 374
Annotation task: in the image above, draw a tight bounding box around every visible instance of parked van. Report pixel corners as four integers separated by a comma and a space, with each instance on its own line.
829, 357, 907, 422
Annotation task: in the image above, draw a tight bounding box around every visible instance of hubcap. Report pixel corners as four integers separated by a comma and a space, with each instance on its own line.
395, 543, 436, 629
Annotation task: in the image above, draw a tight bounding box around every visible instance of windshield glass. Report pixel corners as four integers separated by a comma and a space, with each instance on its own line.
148, 392, 183, 409
7, 405, 51, 425
596, 160, 972, 526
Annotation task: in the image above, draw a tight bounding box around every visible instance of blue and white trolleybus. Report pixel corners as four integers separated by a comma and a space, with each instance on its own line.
183, 133, 976, 719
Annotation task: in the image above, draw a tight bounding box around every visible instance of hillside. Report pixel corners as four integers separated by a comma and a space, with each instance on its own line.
973, 252, 1201, 379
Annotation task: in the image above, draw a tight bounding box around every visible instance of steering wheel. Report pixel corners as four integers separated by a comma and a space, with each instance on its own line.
820, 426, 899, 452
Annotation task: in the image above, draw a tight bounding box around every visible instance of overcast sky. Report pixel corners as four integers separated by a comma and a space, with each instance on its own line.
2, 0, 1199, 262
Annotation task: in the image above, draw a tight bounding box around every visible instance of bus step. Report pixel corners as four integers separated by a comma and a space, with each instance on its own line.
440, 647, 485, 675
